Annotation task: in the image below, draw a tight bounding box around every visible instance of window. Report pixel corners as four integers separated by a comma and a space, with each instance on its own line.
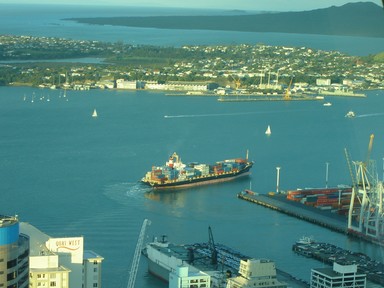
93, 268, 97, 272
93, 283, 98, 287
7, 259, 17, 269
50, 281, 56, 287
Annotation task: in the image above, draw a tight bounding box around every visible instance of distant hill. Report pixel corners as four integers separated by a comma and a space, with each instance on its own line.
69, 2, 384, 38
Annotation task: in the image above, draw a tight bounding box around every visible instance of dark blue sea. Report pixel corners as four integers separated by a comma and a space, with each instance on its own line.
1, 4, 384, 288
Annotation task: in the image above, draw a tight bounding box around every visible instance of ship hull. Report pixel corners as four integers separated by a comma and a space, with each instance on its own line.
147, 258, 170, 282
142, 164, 252, 190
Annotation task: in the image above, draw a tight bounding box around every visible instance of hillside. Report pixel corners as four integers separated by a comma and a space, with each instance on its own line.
69, 2, 384, 38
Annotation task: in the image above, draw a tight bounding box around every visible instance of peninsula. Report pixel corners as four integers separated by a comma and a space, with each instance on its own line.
67, 2, 384, 38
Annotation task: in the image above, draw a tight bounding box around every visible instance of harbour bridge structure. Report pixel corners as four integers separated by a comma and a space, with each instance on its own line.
345, 134, 384, 243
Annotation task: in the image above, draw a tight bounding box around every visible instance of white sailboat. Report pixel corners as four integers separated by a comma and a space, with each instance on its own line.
92, 109, 98, 118
265, 125, 271, 135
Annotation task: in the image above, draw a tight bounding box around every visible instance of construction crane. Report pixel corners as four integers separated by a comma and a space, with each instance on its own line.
127, 219, 151, 288
284, 77, 293, 100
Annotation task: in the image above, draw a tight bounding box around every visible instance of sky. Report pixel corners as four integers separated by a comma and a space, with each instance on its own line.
0, 0, 382, 11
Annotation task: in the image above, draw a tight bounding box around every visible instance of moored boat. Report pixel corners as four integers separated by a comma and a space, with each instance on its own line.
141, 151, 253, 189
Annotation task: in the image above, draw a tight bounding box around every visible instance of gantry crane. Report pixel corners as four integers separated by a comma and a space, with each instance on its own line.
127, 219, 151, 288
347, 134, 384, 240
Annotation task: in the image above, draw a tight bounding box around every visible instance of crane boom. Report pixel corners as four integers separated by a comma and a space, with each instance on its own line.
127, 219, 151, 288
344, 148, 356, 188
365, 134, 374, 167
208, 226, 218, 266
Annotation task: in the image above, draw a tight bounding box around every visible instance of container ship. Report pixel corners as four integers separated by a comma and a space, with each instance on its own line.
141, 151, 253, 189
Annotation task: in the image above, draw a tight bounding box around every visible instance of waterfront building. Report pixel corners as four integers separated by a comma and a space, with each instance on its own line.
20, 222, 104, 288
145, 81, 208, 92
226, 259, 287, 288
169, 266, 211, 288
116, 79, 138, 89
310, 262, 366, 288
316, 79, 331, 86
0, 215, 29, 288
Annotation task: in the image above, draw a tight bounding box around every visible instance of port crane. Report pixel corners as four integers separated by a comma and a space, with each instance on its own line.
208, 226, 218, 266
127, 219, 151, 288
346, 134, 384, 241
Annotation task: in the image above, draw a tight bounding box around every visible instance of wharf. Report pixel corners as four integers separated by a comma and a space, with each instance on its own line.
237, 192, 348, 234
218, 95, 320, 102
292, 240, 384, 285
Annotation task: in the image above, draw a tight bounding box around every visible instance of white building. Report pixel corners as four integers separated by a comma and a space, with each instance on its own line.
226, 259, 287, 288
145, 82, 208, 92
116, 79, 137, 89
310, 262, 366, 288
169, 265, 211, 288
21, 222, 104, 288
316, 78, 331, 86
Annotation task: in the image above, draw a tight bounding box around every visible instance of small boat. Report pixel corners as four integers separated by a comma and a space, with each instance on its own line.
345, 111, 355, 118
92, 109, 98, 118
323, 102, 332, 106
265, 125, 271, 135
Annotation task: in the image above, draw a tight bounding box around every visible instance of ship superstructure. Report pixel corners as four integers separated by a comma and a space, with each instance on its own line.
141, 152, 253, 189
143, 234, 245, 288
142, 227, 302, 288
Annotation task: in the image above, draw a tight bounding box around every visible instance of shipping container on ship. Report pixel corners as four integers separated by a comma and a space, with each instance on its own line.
141, 152, 253, 189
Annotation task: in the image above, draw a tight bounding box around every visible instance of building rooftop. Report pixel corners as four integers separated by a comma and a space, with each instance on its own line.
84, 250, 104, 261
20, 222, 52, 256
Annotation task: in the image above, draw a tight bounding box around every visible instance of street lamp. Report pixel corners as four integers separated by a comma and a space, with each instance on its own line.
276, 167, 281, 193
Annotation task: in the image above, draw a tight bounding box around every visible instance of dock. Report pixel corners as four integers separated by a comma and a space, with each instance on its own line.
218, 95, 320, 102
292, 240, 384, 285
237, 192, 348, 234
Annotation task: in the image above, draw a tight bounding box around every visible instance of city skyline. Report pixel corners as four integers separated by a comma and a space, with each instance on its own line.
0, 0, 382, 11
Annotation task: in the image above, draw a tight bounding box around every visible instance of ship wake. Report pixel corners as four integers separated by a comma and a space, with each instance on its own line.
103, 182, 150, 204
356, 112, 384, 118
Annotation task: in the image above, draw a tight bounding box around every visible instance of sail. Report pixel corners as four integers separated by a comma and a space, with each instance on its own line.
265, 125, 271, 135
92, 109, 98, 117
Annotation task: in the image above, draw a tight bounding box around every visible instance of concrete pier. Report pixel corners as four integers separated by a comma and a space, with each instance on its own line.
237, 192, 348, 234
